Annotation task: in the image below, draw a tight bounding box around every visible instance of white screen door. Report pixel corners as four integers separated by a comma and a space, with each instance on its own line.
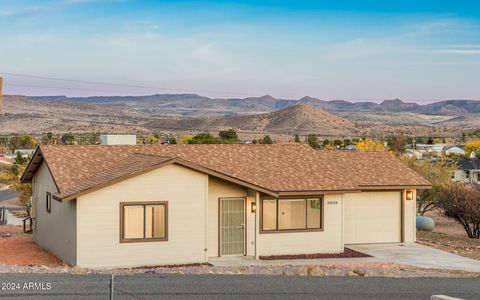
220, 198, 245, 256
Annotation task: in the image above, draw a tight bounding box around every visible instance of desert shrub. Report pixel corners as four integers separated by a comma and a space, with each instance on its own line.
436, 183, 480, 239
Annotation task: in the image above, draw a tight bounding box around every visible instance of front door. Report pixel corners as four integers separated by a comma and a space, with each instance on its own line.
220, 198, 246, 256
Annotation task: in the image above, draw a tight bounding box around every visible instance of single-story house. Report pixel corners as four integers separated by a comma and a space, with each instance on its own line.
444, 145, 466, 156
415, 143, 446, 155
21, 144, 430, 268
452, 160, 480, 184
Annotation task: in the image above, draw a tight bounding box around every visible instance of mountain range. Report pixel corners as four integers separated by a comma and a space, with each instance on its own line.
31, 94, 480, 116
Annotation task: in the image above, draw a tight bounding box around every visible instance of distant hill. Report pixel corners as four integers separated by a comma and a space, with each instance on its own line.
29, 94, 480, 116
146, 104, 357, 135
2, 95, 476, 137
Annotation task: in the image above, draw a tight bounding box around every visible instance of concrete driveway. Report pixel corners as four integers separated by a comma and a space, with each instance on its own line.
348, 243, 480, 273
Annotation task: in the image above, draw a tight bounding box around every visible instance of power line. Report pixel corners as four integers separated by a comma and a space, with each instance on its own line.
2, 71, 475, 102
0, 71, 259, 97
7, 83, 138, 95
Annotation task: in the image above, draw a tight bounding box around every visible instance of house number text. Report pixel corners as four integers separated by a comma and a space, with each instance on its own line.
327, 201, 338, 205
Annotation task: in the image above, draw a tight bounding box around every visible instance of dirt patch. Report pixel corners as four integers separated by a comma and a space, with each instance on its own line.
417, 231, 480, 260
417, 211, 480, 260
259, 248, 370, 260
424, 210, 467, 237
0, 225, 64, 267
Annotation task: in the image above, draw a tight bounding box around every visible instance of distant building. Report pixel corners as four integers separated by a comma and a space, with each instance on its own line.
414, 144, 446, 155
13, 149, 36, 158
344, 145, 356, 151
444, 145, 466, 156
99, 135, 137, 145
452, 160, 480, 184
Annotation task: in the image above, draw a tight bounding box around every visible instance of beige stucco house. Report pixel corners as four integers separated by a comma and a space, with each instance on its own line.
21, 144, 430, 268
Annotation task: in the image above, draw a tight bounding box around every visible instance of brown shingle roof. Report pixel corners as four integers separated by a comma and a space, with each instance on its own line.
21, 144, 430, 200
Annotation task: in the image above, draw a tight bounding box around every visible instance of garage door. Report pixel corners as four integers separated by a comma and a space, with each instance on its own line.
344, 191, 401, 244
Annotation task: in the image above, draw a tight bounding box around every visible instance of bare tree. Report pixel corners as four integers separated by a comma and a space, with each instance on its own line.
436, 183, 480, 239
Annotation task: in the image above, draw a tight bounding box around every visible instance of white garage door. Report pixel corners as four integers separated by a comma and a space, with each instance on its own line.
344, 191, 401, 244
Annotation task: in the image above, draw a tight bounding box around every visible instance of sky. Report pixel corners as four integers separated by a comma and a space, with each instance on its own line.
0, 0, 479, 102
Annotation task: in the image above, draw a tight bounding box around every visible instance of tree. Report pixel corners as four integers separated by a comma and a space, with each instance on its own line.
9, 134, 36, 150
261, 135, 273, 144
386, 136, 409, 154
0, 157, 32, 208
307, 134, 320, 149
166, 136, 177, 144
219, 129, 238, 142
294, 134, 300, 143
436, 183, 480, 239
252, 139, 258, 144
356, 138, 384, 151
188, 133, 224, 144
414, 136, 429, 144
178, 134, 192, 144
61, 133, 76, 145
400, 156, 457, 215
15, 152, 27, 165
343, 139, 351, 147
333, 140, 343, 148
465, 139, 480, 158
144, 134, 160, 144
322, 139, 331, 148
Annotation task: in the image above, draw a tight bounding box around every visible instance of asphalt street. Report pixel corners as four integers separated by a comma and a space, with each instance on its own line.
0, 190, 17, 203
0, 274, 479, 300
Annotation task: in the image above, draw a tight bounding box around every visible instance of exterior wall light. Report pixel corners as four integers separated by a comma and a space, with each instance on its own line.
405, 190, 414, 201
251, 202, 257, 213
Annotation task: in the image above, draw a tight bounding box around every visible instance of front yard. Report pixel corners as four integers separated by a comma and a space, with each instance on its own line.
417, 211, 480, 260
0, 225, 479, 277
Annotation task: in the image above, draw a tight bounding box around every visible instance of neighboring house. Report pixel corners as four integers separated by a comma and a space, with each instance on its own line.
414, 144, 446, 156
444, 145, 466, 156
11, 149, 36, 158
21, 144, 430, 268
452, 160, 480, 184
99, 135, 137, 145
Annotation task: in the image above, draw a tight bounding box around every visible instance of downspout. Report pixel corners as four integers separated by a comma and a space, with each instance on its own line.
204, 175, 209, 262
255, 191, 260, 260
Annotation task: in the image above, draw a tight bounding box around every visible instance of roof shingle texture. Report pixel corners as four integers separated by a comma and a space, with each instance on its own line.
37, 144, 430, 198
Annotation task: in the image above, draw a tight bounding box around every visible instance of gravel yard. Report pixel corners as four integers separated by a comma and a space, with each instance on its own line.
417, 211, 480, 260
0, 225, 63, 267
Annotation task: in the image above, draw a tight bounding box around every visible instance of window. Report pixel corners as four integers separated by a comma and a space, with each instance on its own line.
261, 197, 322, 232
46, 192, 52, 213
120, 202, 168, 242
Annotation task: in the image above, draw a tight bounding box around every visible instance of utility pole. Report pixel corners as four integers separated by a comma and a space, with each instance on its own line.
0, 77, 3, 114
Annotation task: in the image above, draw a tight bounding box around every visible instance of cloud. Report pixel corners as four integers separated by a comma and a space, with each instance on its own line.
62, 0, 125, 4
0, 10, 14, 16
434, 49, 480, 55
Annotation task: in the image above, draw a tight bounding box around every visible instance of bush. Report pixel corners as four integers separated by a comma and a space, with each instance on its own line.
219, 129, 238, 142
436, 183, 480, 239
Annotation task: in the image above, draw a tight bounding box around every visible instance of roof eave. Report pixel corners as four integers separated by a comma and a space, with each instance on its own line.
359, 184, 432, 190
19, 146, 42, 183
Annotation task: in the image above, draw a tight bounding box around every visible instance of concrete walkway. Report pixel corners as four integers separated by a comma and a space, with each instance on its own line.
209, 243, 480, 273
348, 243, 480, 273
